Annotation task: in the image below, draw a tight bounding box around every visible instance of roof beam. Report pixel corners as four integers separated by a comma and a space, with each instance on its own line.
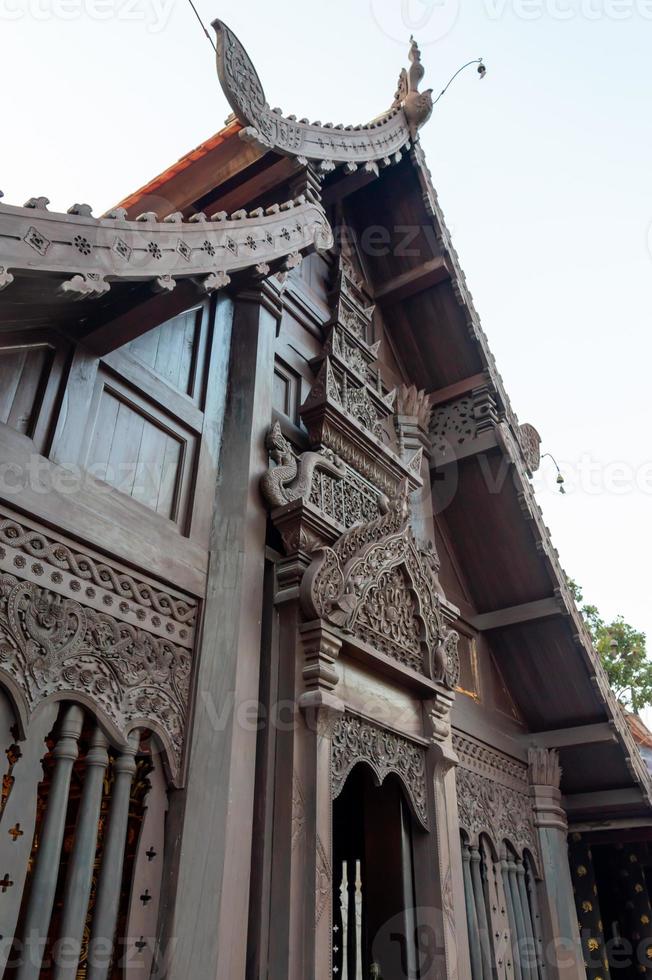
522, 723, 617, 749
373, 256, 451, 306
564, 788, 644, 812
469, 597, 562, 632
428, 372, 489, 406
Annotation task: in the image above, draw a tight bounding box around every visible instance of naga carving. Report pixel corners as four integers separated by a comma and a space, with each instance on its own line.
301, 483, 460, 688
260, 422, 347, 509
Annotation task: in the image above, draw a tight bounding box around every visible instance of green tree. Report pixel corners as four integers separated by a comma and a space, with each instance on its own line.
569, 580, 652, 713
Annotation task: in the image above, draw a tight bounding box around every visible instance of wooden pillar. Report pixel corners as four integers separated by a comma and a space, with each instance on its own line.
54, 725, 110, 980
528, 749, 584, 980
17, 704, 84, 980
430, 696, 474, 980
87, 733, 139, 980
297, 622, 344, 980
165, 284, 278, 980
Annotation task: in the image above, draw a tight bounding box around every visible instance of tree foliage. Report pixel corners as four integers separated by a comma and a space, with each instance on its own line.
569, 580, 652, 713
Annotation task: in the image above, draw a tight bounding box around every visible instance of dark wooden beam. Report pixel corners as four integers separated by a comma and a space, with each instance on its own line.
373, 256, 451, 306
522, 723, 617, 749
428, 371, 489, 406
564, 788, 644, 812
468, 597, 563, 631
78, 280, 203, 356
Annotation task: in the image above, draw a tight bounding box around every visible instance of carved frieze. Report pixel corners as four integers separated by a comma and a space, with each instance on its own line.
331, 712, 429, 828
213, 21, 430, 170
0, 514, 196, 783
301, 483, 460, 688
0, 194, 332, 299
0, 573, 189, 782
454, 733, 539, 865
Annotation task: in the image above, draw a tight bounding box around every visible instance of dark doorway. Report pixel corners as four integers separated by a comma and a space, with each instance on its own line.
332, 764, 419, 979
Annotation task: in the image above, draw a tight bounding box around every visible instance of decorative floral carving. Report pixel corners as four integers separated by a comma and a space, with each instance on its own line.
0, 518, 196, 627
456, 766, 538, 862
394, 383, 432, 429
260, 422, 347, 510
0, 574, 189, 781
331, 712, 428, 828
0, 195, 332, 297
302, 485, 459, 687
518, 422, 541, 473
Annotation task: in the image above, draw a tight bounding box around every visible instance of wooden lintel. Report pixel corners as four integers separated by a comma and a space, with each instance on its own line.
564, 788, 644, 812
373, 256, 451, 306
428, 372, 489, 406
468, 596, 562, 632
523, 723, 617, 749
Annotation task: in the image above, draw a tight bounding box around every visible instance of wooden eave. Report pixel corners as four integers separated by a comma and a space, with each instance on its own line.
334, 148, 652, 820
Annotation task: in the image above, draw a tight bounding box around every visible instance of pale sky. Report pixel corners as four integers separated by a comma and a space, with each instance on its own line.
2, 1, 651, 689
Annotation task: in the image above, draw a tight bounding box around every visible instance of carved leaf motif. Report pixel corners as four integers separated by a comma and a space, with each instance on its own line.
0, 574, 189, 780
331, 713, 429, 828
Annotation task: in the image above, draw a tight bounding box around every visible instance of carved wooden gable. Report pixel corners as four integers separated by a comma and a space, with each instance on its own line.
301, 483, 460, 689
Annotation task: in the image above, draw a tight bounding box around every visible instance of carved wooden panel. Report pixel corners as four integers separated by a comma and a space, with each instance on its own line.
124, 751, 168, 977
331, 712, 429, 829
0, 509, 197, 783
454, 733, 539, 868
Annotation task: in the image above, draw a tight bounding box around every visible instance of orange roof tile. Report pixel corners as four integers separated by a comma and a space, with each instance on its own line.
113, 119, 242, 213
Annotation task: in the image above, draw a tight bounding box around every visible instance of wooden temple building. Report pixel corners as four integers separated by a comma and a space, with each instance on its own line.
0, 20, 651, 980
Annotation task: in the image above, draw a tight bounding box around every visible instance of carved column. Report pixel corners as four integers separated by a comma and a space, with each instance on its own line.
430, 697, 474, 980
528, 748, 584, 980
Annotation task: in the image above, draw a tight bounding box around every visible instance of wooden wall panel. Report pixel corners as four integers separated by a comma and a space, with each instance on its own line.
123, 307, 202, 399
0, 344, 52, 437
87, 387, 184, 520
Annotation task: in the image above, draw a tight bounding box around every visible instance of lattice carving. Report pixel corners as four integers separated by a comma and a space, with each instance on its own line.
301, 484, 459, 687
331, 712, 429, 828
